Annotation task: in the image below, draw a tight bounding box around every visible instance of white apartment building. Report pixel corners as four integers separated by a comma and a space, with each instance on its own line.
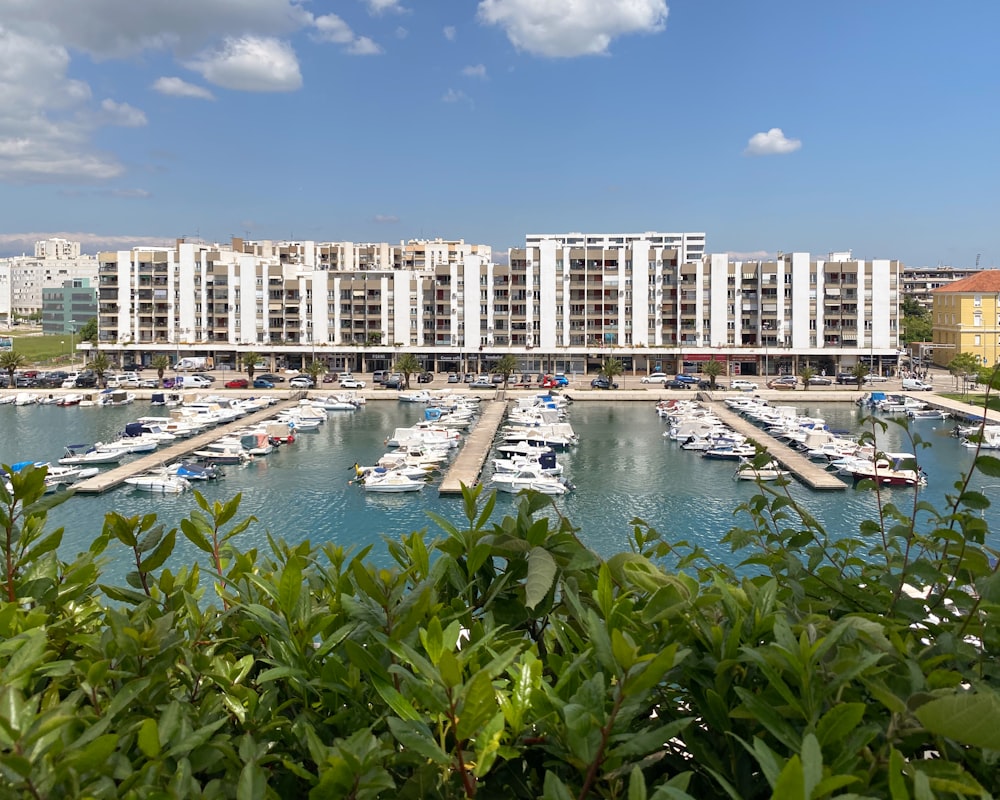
0, 238, 98, 320
93, 233, 902, 377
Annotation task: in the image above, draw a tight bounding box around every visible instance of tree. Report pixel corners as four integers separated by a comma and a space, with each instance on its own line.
701, 359, 724, 389
393, 352, 422, 389
76, 317, 98, 343
798, 363, 815, 390
241, 351, 261, 382
600, 357, 624, 381
0, 349, 26, 387
949, 351, 981, 389
90, 351, 110, 387
150, 354, 171, 387
366, 331, 383, 346
491, 353, 519, 390
851, 361, 869, 390
305, 359, 328, 387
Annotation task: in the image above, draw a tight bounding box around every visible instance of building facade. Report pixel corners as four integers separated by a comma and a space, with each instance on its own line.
930, 270, 1000, 368
903, 264, 987, 311
92, 233, 903, 377
41, 278, 98, 335
0, 238, 98, 321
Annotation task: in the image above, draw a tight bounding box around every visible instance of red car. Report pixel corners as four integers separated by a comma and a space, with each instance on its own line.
225, 378, 249, 389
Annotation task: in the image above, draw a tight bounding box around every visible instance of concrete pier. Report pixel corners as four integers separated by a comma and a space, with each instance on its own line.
72, 398, 303, 494
438, 400, 508, 495
707, 402, 849, 490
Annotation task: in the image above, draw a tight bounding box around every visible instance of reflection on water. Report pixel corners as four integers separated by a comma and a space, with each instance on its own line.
0, 399, 995, 584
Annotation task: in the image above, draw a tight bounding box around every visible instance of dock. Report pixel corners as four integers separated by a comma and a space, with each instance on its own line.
72, 397, 303, 494
438, 400, 508, 495
707, 401, 849, 490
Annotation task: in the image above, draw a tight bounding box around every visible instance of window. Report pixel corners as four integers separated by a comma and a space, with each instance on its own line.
975, 335, 982, 346
974, 295, 982, 307
974, 312, 982, 327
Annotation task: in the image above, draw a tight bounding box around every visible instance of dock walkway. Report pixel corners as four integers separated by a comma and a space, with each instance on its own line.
438, 400, 508, 495
707, 401, 849, 490
73, 398, 302, 494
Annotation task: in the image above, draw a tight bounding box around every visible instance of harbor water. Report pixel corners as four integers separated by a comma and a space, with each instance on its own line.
1, 399, 996, 584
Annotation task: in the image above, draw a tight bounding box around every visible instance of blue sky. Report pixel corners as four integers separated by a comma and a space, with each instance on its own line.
1, 1, 998, 268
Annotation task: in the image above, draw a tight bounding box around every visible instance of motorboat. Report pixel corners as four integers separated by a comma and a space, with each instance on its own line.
355, 462, 431, 482
165, 462, 224, 481
361, 470, 426, 493
124, 472, 191, 494
734, 459, 790, 482
99, 390, 135, 406
14, 393, 38, 406
703, 443, 758, 461
492, 449, 563, 476
490, 468, 571, 496
56, 393, 83, 406
846, 453, 927, 487
907, 408, 950, 421
58, 445, 125, 466
398, 390, 433, 403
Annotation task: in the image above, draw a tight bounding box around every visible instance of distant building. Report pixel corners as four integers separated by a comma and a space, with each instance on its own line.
903, 265, 985, 311
930, 269, 1000, 367
41, 277, 97, 335
0, 238, 98, 321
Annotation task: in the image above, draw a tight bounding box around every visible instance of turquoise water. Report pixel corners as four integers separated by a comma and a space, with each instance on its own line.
1, 399, 995, 583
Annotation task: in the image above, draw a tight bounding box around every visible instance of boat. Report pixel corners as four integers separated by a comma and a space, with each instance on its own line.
14, 393, 38, 406
907, 408, 950, 421
361, 470, 426, 493
847, 453, 927, 487
398, 390, 433, 403
58, 445, 125, 466
99, 390, 135, 407
165, 462, 224, 481
703, 443, 758, 461
733, 459, 790, 482
490, 468, 571, 495
492, 449, 563, 476
124, 472, 191, 493
56, 393, 82, 406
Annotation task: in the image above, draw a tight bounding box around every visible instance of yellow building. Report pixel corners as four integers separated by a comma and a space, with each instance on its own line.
930, 270, 1000, 367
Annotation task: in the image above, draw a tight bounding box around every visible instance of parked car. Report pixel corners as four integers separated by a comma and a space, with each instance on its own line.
417, 372, 434, 383
541, 374, 569, 388
339, 377, 366, 389
491, 373, 505, 384
807, 375, 833, 386
253, 378, 275, 389
767, 376, 797, 389
257, 373, 285, 383
177, 374, 212, 389
663, 379, 691, 390
383, 373, 404, 389
37, 371, 69, 388
322, 373, 337, 383
591, 377, 619, 389
463, 373, 475, 383
836, 373, 859, 385
447, 373, 460, 383
697, 379, 725, 390
470, 378, 494, 389
731, 379, 759, 391
640, 372, 669, 384
901, 378, 933, 391
225, 378, 249, 389
289, 376, 315, 388
864, 373, 889, 383
372, 370, 387, 385
673, 374, 698, 385
74, 373, 98, 388
121, 362, 144, 372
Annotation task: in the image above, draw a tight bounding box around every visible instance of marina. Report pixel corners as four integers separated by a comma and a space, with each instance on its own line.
438, 399, 508, 495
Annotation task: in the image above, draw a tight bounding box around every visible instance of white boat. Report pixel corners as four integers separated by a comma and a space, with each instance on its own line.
0, 395, 14, 405
362, 470, 426, 493
124, 472, 191, 493
907, 408, 950, 420
14, 393, 38, 406
492, 449, 563, 476
56, 393, 83, 406
490, 468, 571, 495
398, 390, 433, 403
99, 390, 135, 406
58, 445, 125, 466
844, 453, 927, 487
734, 459, 790, 482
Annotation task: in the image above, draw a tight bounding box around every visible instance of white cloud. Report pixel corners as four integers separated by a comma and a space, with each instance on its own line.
187, 36, 302, 92
312, 14, 383, 55
443, 26, 457, 41
0, 232, 171, 256
365, 0, 407, 15
97, 99, 148, 127
462, 64, 487, 79
152, 77, 215, 100
374, 214, 399, 224
441, 88, 469, 104
477, 0, 668, 57
395, 26, 409, 39
744, 128, 802, 156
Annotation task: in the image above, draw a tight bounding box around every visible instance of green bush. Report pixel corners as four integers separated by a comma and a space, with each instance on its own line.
2, 417, 1000, 798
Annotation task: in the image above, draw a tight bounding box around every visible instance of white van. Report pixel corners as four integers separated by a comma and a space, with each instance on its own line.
901, 378, 933, 391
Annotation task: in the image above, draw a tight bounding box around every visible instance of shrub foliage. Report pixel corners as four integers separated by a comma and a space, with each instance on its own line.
2, 419, 1000, 798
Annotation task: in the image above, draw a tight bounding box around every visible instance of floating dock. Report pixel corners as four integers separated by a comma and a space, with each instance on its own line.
438, 400, 508, 495
707, 402, 849, 490
73, 398, 303, 494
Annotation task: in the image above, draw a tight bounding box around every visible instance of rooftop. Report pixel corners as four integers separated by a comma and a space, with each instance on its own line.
931, 269, 1000, 293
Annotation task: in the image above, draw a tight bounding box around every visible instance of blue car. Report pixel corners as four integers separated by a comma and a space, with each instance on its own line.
253, 378, 275, 389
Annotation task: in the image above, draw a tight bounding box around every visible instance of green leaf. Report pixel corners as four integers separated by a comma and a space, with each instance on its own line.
237, 760, 266, 800
277, 558, 302, 618
889, 747, 910, 800
420, 616, 443, 664
770, 754, 805, 800
386, 718, 451, 765
456, 668, 497, 741
913, 691, 1000, 749
371, 674, 421, 721
543, 771, 576, 800
628, 766, 647, 800
975, 454, 1000, 477
525, 546, 557, 610
139, 529, 176, 573
816, 702, 866, 747
180, 519, 213, 554
137, 717, 160, 759
69, 733, 119, 772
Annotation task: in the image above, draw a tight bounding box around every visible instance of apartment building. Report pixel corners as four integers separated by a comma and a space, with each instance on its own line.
92, 233, 903, 377
930, 270, 1000, 368
0, 238, 99, 321
41, 277, 98, 335
903, 264, 986, 311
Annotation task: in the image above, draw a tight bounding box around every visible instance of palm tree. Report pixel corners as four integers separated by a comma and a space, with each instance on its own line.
701, 360, 724, 389
393, 352, 422, 390
305, 359, 328, 387
601, 357, 624, 381
0, 350, 26, 388
851, 362, 869, 390
150, 355, 171, 388
491, 353, 519, 390
241, 352, 261, 382
798, 364, 815, 391
90, 352, 110, 388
